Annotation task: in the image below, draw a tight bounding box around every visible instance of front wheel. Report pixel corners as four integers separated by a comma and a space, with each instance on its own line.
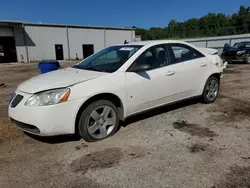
202, 76, 220, 104
244, 54, 250, 64
78, 100, 119, 142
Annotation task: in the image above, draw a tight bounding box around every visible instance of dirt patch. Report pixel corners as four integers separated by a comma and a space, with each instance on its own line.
70, 146, 146, 174
75, 143, 89, 151
0, 106, 8, 118
0, 118, 23, 140
212, 166, 250, 188
173, 121, 218, 138
70, 148, 124, 174
0, 83, 6, 88
41, 176, 113, 188
188, 143, 207, 153
242, 157, 250, 160
63, 177, 111, 188
208, 96, 250, 123
12, 67, 38, 73
125, 146, 146, 159
223, 69, 241, 74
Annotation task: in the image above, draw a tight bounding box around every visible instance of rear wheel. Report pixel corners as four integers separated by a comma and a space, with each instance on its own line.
78, 100, 119, 142
202, 76, 220, 104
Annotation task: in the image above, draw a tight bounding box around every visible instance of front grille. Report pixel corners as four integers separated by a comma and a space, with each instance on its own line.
11, 95, 23, 108
10, 118, 40, 134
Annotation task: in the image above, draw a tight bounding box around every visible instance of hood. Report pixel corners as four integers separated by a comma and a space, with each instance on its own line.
18, 67, 109, 93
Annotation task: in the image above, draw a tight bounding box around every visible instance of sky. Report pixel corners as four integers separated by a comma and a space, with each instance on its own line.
0, 0, 249, 28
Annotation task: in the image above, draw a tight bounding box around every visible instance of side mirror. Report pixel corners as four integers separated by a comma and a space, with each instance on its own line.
131, 64, 151, 72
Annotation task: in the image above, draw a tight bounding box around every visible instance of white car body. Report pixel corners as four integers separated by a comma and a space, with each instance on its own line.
9, 40, 224, 136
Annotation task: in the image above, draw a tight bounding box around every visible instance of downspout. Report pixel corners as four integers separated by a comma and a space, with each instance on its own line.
22, 23, 29, 62
131, 30, 133, 42
104, 28, 106, 47
66, 26, 71, 60
12, 26, 18, 62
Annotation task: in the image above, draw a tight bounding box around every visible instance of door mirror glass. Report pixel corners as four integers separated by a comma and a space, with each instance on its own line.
132, 64, 152, 72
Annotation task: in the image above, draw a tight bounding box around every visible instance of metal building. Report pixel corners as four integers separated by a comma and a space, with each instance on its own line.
185, 33, 250, 54
0, 21, 135, 63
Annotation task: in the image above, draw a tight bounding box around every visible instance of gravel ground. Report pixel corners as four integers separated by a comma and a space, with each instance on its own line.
0, 62, 250, 188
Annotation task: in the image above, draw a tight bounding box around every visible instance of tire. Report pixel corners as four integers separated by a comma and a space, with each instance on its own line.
78, 100, 119, 142
244, 54, 250, 64
202, 76, 220, 104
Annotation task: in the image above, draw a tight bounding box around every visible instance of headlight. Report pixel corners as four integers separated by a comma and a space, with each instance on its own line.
25, 88, 70, 106
237, 50, 246, 55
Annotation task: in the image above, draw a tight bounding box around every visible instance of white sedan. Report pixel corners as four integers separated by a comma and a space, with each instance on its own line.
9, 40, 224, 142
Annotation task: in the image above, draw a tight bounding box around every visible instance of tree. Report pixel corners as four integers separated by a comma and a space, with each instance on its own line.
134, 5, 250, 40
168, 20, 178, 37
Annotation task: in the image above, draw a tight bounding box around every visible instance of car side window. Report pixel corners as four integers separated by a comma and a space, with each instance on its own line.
130, 45, 169, 71
238, 43, 245, 49
168, 44, 204, 64
245, 43, 250, 48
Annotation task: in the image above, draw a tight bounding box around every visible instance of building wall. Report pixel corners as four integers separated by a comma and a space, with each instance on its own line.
68, 29, 135, 59
24, 26, 69, 61
13, 26, 27, 62
0, 27, 13, 37
22, 26, 135, 62
68, 28, 105, 59
0, 24, 135, 62
105, 30, 134, 46
187, 41, 206, 47
185, 33, 250, 54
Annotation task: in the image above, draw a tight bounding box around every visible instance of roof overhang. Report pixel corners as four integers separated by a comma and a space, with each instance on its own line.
0, 20, 23, 27
0, 20, 134, 31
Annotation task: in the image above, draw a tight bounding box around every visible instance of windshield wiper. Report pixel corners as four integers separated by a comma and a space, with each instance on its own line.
86, 66, 103, 72
73, 64, 80, 68
73, 65, 104, 72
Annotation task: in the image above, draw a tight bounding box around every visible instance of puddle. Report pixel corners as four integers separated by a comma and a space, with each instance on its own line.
173, 121, 218, 138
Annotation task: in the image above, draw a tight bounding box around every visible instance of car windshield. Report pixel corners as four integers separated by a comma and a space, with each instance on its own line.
232, 42, 245, 49
73, 45, 142, 73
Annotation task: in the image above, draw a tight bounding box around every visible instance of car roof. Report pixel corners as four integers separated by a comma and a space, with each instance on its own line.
125, 40, 186, 46
235, 41, 250, 44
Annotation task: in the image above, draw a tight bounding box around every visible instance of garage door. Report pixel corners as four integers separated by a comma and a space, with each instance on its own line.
0, 27, 14, 37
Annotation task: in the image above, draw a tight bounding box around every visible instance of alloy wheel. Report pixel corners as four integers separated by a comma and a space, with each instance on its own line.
87, 105, 116, 139
206, 79, 219, 101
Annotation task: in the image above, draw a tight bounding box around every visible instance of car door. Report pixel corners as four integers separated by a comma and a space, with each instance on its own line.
166, 43, 210, 101
125, 44, 179, 115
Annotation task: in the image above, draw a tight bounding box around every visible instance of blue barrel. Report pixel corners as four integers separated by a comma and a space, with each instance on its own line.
38, 61, 60, 74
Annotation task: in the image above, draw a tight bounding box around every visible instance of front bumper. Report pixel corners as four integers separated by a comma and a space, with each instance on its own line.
8, 90, 87, 136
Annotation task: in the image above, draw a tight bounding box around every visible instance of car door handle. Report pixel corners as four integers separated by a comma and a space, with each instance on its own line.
201, 62, 207, 67
166, 70, 175, 76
